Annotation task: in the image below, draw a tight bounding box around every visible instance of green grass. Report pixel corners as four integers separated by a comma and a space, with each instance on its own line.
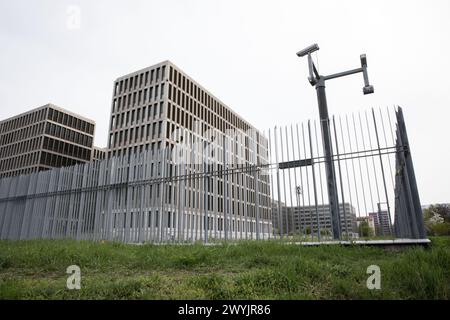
0, 237, 449, 299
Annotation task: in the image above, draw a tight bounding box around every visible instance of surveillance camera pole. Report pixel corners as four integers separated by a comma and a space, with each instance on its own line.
315, 76, 342, 240
297, 44, 374, 240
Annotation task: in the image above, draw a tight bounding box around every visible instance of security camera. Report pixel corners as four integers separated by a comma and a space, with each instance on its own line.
296, 43, 320, 57
360, 54, 367, 67
360, 54, 374, 94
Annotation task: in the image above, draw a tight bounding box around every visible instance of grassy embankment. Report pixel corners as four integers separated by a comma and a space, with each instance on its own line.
0, 237, 449, 299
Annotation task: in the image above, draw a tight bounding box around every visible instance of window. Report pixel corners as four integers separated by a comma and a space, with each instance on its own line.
148, 106, 152, 121
146, 124, 151, 140
158, 121, 163, 138
159, 102, 164, 117
129, 128, 134, 143
161, 66, 166, 80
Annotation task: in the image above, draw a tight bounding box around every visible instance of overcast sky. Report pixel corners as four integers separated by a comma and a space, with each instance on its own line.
0, 0, 449, 205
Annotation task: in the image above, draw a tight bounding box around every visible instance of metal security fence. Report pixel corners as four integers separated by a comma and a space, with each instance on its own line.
267, 107, 423, 241
0, 107, 425, 243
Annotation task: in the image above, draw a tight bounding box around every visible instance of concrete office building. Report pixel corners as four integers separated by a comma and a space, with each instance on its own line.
107, 61, 272, 239
0, 104, 95, 178
92, 147, 107, 161
369, 210, 392, 236
272, 202, 358, 238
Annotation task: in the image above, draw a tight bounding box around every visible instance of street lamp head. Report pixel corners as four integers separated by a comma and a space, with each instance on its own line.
296, 43, 320, 57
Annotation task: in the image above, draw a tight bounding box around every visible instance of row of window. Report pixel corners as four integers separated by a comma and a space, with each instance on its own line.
48, 108, 95, 135
109, 210, 271, 231
114, 65, 166, 96
0, 166, 42, 178
113, 84, 165, 113
46, 123, 93, 148
166, 186, 272, 214
168, 66, 254, 134
40, 151, 85, 169
0, 122, 45, 146
165, 122, 257, 164
92, 148, 106, 161
109, 120, 164, 149
43, 136, 92, 162
168, 85, 267, 151
0, 136, 42, 160
0, 151, 40, 172
104, 155, 270, 210
108, 142, 164, 159
0, 108, 46, 134
110, 102, 164, 132
0, 166, 41, 179
165, 107, 267, 162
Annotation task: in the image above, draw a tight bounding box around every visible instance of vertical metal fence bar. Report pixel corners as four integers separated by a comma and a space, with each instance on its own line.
284, 126, 295, 239
372, 108, 393, 234
254, 133, 261, 241
280, 127, 288, 238
352, 113, 368, 219
301, 123, 313, 241
308, 121, 320, 241
338, 116, 355, 238
358, 112, 376, 215
345, 115, 362, 220
364, 111, 382, 214
332, 116, 348, 239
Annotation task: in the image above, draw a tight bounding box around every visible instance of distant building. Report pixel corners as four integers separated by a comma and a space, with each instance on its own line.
92, 147, 107, 161
369, 210, 392, 236
272, 202, 358, 237
356, 216, 376, 236
0, 103, 96, 178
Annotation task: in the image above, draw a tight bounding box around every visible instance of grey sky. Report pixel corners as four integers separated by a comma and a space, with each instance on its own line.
0, 0, 449, 205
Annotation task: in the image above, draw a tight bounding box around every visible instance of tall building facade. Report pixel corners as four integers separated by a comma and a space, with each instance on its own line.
92, 147, 107, 161
0, 104, 95, 178
107, 61, 272, 239
272, 202, 358, 237
369, 211, 392, 236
